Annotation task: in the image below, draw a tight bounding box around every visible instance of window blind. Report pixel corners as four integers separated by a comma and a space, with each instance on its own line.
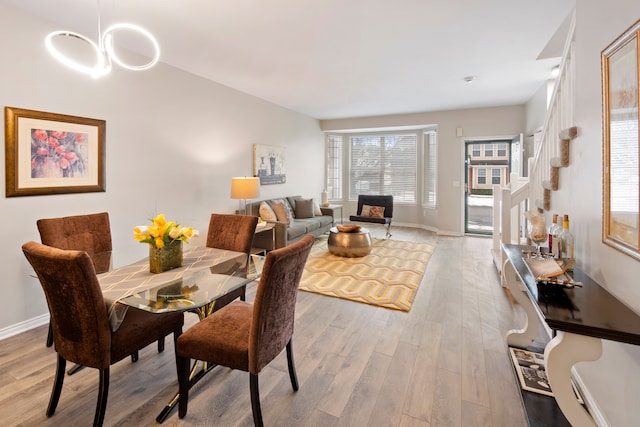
423, 131, 437, 208
326, 134, 342, 200
349, 134, 417, 202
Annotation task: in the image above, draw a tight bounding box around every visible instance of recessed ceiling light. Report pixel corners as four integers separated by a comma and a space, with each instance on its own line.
463, 76, 475, 83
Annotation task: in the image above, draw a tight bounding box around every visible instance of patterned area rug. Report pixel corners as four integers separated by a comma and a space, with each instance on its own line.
299, 236, 436, 312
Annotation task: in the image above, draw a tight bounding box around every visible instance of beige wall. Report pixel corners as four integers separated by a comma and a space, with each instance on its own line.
0, 4, 324, 332
4, 2, 640, 425
556, 2, 640, 426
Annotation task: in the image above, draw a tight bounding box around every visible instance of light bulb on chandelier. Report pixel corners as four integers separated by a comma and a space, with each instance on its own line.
45, 18, 160, 78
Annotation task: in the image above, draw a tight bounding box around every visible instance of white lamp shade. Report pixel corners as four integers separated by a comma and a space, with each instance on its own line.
230, 177, 260, 199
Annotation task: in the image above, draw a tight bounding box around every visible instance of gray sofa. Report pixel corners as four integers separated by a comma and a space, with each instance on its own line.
248, 196, 335, 249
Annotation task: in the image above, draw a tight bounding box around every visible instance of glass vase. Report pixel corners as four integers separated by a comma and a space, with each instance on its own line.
149, 240, 183, 273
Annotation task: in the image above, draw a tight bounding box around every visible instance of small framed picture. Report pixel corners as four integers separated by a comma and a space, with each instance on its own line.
4, 106, 106, 197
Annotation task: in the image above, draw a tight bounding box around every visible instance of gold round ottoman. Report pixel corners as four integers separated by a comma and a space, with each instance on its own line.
327, 226, 372, 257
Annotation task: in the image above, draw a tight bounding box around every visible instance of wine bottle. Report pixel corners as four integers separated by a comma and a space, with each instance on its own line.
548, 213, 561, 256
559, 214, 575, 269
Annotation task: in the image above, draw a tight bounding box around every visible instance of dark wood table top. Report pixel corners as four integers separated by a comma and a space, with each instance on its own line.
503, 243, 640, 345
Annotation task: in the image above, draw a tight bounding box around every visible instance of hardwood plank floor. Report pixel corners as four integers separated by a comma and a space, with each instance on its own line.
0, 226, 531, 426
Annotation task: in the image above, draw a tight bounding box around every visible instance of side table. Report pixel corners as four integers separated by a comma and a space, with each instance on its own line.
252, 222, 276, 253
321, 204, 343, 225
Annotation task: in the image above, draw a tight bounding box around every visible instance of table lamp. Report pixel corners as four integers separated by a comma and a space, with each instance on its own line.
230, 177, 260, 215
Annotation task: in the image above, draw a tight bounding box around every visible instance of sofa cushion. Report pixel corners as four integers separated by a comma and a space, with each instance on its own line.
295, 198, 315, 219
316, 215, 334, 227
259, 202, 277, 222
301, 218, 321, 232
286, 221, 308, 240
312, 198, 323, 216
271, 199, 293, 224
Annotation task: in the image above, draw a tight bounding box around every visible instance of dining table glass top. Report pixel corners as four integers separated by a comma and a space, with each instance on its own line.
98, 246, 264, 329
119, 268, 253, 313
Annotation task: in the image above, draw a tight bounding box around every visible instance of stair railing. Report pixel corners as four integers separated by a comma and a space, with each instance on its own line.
492, 12, 576, 273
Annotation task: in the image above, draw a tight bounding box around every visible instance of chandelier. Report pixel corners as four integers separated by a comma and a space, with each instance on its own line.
45, 2, 160, 78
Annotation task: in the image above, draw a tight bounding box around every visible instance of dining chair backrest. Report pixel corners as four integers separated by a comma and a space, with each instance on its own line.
206, 213, 258, 254
249, 234, 314, 374
22, 241, 112, 369
37, 212, 112, 274
23, 241, 184, 427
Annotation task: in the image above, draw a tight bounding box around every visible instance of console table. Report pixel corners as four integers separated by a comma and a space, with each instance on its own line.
502, 243, 640, 427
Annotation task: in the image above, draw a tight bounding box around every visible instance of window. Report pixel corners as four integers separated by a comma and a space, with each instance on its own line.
497, 143, 507, 156
478, 168, 487, 184
472, 145, 481, 157
423, 131, 437, 208
326, 135, 342, 200
349, 133, 417, 202
492, 168, 501, 184
484, 144, 493, 157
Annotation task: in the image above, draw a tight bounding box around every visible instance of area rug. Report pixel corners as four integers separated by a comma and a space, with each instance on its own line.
299, 237, 436, 312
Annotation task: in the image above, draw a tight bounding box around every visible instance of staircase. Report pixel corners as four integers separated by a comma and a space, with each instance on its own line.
492, 12, 577, 276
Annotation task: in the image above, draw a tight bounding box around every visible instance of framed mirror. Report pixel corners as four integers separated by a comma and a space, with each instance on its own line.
602, 19, 640, 260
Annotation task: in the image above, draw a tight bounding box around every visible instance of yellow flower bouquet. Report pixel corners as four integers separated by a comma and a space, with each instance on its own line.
133, 214, 199, 273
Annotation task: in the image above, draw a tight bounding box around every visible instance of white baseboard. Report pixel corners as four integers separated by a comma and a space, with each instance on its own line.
571, 368, 609, 427
0, 313, 49, 341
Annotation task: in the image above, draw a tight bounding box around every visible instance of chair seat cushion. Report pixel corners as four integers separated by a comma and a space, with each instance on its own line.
349, 215, 389, 225
177, 301, 252, 371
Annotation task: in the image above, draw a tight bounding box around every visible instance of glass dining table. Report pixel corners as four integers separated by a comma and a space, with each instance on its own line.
96, 245, 265, 423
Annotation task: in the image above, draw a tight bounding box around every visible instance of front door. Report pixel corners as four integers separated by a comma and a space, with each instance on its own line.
464, 139, 513, 235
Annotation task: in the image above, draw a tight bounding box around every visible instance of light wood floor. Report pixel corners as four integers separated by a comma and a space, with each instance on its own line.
0, 226, 531, 427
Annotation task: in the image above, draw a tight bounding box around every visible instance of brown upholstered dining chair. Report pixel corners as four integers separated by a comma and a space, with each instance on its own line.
22, 241, 184, 427
37, 212, 167, 357
37, 212, 113, 348
176, 234, 314, 427
205, 213, 258, 312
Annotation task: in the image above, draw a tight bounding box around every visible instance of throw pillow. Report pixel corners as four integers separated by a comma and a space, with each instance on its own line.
271, 199, 293, 224
312, 198, 323, 216
295, 198, 315, 219
259, 202, 277, 222
362, 204, 385, 218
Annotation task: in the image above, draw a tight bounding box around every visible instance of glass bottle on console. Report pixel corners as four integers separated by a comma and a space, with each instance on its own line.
548, 213, 561, 258
558, 214, 575, 269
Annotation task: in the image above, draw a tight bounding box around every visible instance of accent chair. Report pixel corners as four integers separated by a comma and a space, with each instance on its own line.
349, 194, 394, 238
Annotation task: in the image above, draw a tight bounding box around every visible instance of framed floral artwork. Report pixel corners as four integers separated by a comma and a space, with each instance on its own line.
4, 106, 106, 197
602, 19, 640, 260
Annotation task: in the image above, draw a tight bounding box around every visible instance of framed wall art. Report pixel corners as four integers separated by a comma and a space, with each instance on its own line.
253, 144, 286, 185
602, 19, 640, 260
4, 106, 105, 197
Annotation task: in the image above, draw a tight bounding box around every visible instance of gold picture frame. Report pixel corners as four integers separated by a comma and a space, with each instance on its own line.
5, 106, 105, 197
602, 19, 640, 260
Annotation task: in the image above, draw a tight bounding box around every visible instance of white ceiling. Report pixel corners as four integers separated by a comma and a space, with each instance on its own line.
2, 0, 575, 120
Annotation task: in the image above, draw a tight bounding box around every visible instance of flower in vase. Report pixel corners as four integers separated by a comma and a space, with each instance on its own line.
133, 214, 199, 248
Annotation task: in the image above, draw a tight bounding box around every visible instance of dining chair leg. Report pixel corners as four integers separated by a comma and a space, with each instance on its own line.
47, 354, 66, 416
94, 368, 110, 427
250, 373, 264, 427
173, 329, 182, 373
177, 356, 191, 418
240, 286, 246, 302
130, 351, 139, 363
286, 339, 299, 391
67, 363, 85, 375
46, 321, 53, 347
157, 337, 165, 353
